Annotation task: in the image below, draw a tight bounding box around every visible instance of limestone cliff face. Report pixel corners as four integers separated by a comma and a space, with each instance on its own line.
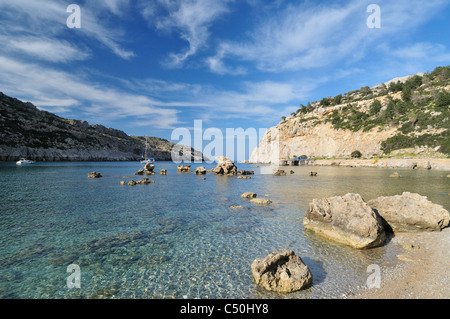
250, 70, 450, 164
0, 92, 203, 162
250, 120, 397, 163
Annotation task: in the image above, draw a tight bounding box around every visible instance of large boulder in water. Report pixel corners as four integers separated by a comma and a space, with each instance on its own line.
251, 249, 312, 293
144, 163, 155, 174
303, 193, 386, 249
368, 192, 450, 232
212, 156, 237, 175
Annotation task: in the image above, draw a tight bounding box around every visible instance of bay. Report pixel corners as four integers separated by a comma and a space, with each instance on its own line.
0, 161, 448, 299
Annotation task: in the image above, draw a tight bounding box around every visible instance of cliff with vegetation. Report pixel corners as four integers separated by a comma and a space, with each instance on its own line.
250, 66, 450, 163
0, 92, 203, 162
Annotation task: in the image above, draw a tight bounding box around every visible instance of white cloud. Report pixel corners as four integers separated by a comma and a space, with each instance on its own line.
141, 0, 233, 67
0, 0, 135, 60
4, 36, 91, 63
207, 0, 449, 73
389, 42, 450, 61
0, 56, 180, 129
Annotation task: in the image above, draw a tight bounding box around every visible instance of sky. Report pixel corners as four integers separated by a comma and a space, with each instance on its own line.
0, 0, 449, 159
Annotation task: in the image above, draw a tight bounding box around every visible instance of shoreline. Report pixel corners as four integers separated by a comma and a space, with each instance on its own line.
353, 227, 450, 299
309, 158, 450, 170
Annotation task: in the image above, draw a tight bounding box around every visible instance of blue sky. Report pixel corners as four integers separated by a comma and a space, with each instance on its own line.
1, 0, 449, 150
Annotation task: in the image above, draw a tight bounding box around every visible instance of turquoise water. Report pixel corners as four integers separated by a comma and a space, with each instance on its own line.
0, 162, 449, 299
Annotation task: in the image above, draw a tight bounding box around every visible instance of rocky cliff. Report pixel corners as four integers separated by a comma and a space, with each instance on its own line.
250, 66, 450, 163
0, 92, 203, 162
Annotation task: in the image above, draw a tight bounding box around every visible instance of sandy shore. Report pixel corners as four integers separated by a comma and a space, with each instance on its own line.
310, 158, 450, 171
353, 227, 450, 299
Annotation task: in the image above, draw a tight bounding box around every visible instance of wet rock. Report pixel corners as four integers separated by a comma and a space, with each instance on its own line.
237, 176, 251, 179
88, 172, 102, 178
238, 170, 254, 175
241, 192, 257, 199
290, 170, 295, 174
310, 172, 317, 176
160, 169, 167, 175
135, 169, 144, 175
136, 178, 155, 185
120, 181, 126, 185
368, 192, 450, 232
230, 205, 243, 209
303, 193, 386, 249
251, 249, 312, 293
194, 166, 207, 175
273, 169, 287, 176
390, 172, 401, 178
144, 163, 155, 173
212, 156, 238, 175
128, 180, 136, 186
177, 165, 192, 173
250, 198, 271, 205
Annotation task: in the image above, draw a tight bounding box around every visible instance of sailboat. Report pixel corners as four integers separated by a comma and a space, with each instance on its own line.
140, 136, 155, 164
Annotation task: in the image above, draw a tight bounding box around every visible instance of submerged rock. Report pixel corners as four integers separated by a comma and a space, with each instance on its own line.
241, 192, 257, 199
251, 249, 312, 293
250, 198, 271, 205
389, 172, 401, 178
368, 192, 450, 232
303, 193, 386, 249
273, 170, 287, 176
136, 178, 155, 185
177, 165, 192, 173
238, 170, 254, 175
88, 172, 102, 178
194, 166, 207, 175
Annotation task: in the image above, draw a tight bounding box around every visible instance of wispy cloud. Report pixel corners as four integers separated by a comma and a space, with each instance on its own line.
141, 0, 233, 67
1, 36, 91, 63
0, 55, 180, 129
207, 0, 450, 74
0, 0, 135, 60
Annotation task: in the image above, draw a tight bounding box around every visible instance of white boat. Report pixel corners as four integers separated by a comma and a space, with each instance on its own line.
16, 158, 35, 165
140, 137, 156, 164
140, 158, 155, 165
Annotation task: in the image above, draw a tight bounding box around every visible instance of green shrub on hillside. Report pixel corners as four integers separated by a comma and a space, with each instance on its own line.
351, 150, 362, 158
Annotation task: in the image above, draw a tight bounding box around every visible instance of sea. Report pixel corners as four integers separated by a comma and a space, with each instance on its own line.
0, 161, 449, 299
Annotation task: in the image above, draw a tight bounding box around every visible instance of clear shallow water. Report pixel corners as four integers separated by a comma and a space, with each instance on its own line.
0, 162, 449, 299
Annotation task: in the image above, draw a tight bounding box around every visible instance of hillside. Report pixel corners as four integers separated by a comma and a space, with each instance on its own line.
0, 92, 203, 162
250, 66, 450, 163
